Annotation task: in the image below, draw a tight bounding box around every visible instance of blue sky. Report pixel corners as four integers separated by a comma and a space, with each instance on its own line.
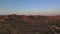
0, 0, 60, 16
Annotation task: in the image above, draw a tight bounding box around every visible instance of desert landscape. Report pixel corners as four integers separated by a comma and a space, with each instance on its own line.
0, 0, 60, 34
0, 14, 60, 34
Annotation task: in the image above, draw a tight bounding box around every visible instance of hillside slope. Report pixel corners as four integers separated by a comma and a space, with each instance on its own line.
0, 14, 60, 34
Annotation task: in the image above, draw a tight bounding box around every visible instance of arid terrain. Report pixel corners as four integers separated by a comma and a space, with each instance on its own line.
0, 14, 60, 34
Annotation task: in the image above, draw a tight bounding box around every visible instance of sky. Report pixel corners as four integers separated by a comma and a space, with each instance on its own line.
0, 0, 60, 16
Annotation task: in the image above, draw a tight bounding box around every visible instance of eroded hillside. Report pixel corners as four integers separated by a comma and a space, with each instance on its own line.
0, 14, 60, 34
